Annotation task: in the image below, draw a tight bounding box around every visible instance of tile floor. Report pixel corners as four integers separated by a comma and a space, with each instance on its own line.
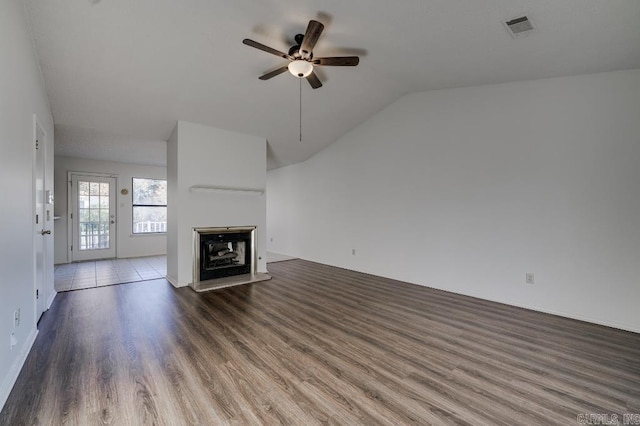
54, 253, 294, 292
54, 255, 167, 292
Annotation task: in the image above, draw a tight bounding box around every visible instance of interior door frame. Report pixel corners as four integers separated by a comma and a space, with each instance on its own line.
67, 171, 118, 262
32, 115, 49, 322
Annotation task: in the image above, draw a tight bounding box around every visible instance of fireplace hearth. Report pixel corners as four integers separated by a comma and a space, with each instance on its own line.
192, 226, 270, 292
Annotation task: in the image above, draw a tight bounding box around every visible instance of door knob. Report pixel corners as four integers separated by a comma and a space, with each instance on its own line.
41, 230, 51, 235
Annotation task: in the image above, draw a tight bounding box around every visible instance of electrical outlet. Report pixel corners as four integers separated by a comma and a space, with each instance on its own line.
10, 332, 17, 349
525, 273, 534, 284
14, 308, 20, 328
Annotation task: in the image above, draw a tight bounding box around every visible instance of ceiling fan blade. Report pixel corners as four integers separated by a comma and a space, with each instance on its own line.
259, 66, 289, 80
313, 56, 360, 66
306, 71, 323, 89
242, 39, 292, 60
300, 20, 324, 59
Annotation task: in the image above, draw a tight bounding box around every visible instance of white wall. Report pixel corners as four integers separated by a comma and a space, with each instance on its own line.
53, 156, 167, 263
166, 126, 179, 286
0, 0, 54, 410
267, 69, 640, 333
167, 121, 267, 287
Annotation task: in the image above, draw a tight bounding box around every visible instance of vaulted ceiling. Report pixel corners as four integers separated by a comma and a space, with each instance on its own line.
24, 0, 640, 169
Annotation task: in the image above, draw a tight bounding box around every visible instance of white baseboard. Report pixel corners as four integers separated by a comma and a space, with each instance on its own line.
407, 280, 640, 334
490, 299, 640, 334
46, 290, 56, 310
306, 258, 640, 334
0, 327, 38, 412
165, 274, 188, 288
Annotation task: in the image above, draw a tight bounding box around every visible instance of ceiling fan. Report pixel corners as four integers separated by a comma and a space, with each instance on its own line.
243, 19, 360, 89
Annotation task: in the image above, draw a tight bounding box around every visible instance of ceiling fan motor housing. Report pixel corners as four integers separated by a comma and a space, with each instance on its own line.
288, 35, 313, 60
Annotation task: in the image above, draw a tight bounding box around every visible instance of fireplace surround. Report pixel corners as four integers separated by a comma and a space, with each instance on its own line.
192, 226, 270, 292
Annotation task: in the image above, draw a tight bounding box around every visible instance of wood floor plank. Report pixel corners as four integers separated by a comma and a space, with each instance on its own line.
2, 259, 640, 425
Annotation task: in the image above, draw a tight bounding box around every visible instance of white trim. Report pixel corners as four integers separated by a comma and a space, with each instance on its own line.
165, 274, 186, 288
415, 283, 640, 334
488, 298, 640, 334
32, 115, 48, 324
67, 171, 119, 261
417, 282, 640, 334
66, 172, 72, 263
0, 328, 38, 412
311, 259, 640, 334
46, 290, 56, 310
222, 249, 640, 332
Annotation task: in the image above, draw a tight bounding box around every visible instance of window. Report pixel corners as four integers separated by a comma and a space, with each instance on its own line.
132, 178, 167, 234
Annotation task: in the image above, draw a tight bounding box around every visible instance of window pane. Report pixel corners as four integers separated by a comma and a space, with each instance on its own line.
79, 181, 89, 196
77, 179, 112, 251
132, 178, 167, 205
133, 206, 167, 234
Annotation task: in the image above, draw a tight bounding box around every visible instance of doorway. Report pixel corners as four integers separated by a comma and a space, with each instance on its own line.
69, 173, 117, 261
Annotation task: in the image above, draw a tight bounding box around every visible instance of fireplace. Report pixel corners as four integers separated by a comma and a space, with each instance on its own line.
192, 226, 270, 291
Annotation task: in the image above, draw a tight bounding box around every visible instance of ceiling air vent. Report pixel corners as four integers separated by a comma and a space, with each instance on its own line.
504, 16, 535, 38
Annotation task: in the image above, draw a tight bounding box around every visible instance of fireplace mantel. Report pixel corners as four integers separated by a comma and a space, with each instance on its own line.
189, 186, 264, 196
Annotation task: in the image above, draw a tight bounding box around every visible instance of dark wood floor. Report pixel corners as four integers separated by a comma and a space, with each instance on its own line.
2, 260, 639, 425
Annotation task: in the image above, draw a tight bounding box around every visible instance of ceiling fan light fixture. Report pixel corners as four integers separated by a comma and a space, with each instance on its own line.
288, 60, 313, 78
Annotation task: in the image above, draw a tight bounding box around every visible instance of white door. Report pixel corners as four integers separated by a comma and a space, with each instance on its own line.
34, 123, 48, 320
70, 174, 117, 261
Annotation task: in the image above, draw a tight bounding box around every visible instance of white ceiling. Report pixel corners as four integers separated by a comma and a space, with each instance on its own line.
25, 0, 640, 169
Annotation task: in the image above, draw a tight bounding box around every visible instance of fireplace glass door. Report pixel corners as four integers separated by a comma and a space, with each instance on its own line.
199, 230, 252, 280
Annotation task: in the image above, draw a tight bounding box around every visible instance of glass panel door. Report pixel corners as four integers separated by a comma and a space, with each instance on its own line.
71, 174, 117, 261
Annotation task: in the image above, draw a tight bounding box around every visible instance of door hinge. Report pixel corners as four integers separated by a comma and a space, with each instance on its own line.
35, 139, 39, 150
70, 245, 73, 251
70, 212, 73, 219
36, 289, 39, 299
